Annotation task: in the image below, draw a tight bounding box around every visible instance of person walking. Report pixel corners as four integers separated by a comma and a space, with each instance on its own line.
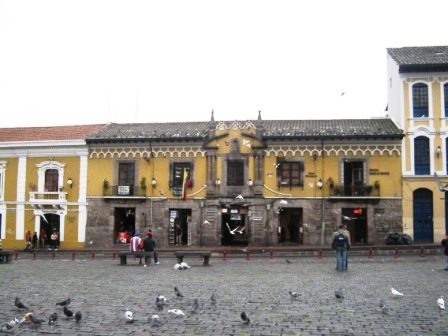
31, 232, 38, 251
49, 229, 59, 251
441, 235, 448, 271
39, 229, 47, 248
332, 224, 351, 271
24, 230, 32, 252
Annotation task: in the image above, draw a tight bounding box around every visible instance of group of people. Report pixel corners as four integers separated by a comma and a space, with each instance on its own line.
23, 228, 59, 252
129, 230, 159, 265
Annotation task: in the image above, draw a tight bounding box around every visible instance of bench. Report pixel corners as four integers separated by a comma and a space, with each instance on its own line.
118, 251, 154, 265
174, 250, 212, 266
0, 250, 13, 264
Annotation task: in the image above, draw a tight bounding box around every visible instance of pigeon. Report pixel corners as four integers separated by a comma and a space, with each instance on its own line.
226, 222, 237, 235
285, 259, 292, 264
379, 299, 389, 314
210, 292, 217, 305
15, 297, 28, 310
180, 262, 191, 269
391, 288, 403, 296
151, 314, 162, 326
335, 288, 344, 300
48, 312, 58, 325
157, 295, 169, 303
191, 298, 199, 314
63, 305, 74, 317
437, 296, 445, 310
30, 314, 46, 325
1, 317, 19, 332
235, 195, 244, 200
168, 309, 185, 316
74, 311, 82, 322
156, 297, 164, 311
289, 291, 300, 302
240, 311, 250, 325
174, 287, 184, 298
125, 308, 134, 323
56, 298, 71, 306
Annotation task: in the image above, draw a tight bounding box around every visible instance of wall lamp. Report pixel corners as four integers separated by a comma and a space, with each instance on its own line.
151, 178, 157, 188
215, 178, 221, 187
247, 179, 254, 188
316, 179, 323, 189
437, 146, 442, 158
66, 178, 73, 188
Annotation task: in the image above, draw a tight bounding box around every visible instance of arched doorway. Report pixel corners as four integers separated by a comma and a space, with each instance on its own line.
413, 188, 433, 242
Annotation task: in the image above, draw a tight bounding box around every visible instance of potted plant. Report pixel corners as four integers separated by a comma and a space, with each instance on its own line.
327, 177, 334, 188
366, 185, 373, 194
140, 177, 147, 189
103, 178, 109, 189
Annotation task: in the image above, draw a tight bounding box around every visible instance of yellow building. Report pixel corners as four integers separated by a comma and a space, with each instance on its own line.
0, 114, 403, 249
0, 124, 105, 249
85, 112, 403, 248
387, 46, 448, 243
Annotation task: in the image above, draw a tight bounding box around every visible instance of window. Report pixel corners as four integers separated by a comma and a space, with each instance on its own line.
227, 160, 244, 186
343, 160, 365, 195
412, 83, 429, 118
118, 162, 135, 186
414, 136, 430, 175
444, 83, 448, 117
45, 169, 59, 192
118, 162, 135, 195
277, 161, 304, 188
170, 162, 193, 196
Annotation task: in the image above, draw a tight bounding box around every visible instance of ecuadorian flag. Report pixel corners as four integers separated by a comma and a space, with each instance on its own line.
182, 168, 192, 201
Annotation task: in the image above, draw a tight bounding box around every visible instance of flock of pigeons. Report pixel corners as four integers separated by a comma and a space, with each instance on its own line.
121, 285, 252, 328
1, 296, 81, 333
3, 283, 445, 332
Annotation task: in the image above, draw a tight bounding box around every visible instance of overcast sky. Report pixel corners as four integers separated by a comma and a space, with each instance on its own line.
0, 0, 447, 128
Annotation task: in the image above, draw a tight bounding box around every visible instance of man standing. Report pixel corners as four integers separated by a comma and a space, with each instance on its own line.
332, 224, 351, 271
441, 235, 448, 270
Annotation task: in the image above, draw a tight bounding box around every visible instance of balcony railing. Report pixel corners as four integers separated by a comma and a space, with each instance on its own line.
29, 191, 67, 204
103, 185, 147, 197
329, 184, 376, 197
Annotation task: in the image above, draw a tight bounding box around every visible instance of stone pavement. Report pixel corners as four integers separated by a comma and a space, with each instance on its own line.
1, 252, 447, 335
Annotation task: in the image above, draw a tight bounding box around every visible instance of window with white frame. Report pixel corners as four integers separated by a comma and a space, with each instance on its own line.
412, 83, 429, 118
414, 136, 430, 175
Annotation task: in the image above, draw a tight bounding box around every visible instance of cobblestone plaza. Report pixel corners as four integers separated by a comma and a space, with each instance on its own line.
1, 253, 447, 335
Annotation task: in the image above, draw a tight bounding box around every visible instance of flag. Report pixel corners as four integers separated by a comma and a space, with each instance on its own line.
182, 168, 192, 201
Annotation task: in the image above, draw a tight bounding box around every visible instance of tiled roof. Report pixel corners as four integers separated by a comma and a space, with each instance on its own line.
261, 119, 402, 138
388, 46, 448, 72
87, 122, 210, 141
0, 124, 107, 142
86, 118, 403, 142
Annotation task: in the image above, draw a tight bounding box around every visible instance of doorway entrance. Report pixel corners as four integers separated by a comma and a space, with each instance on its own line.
114, 208, 135, 244
342, 207, 367, 244
277, 208, 303, 244
221, 210, 249, 246
168, 209, 191, 246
